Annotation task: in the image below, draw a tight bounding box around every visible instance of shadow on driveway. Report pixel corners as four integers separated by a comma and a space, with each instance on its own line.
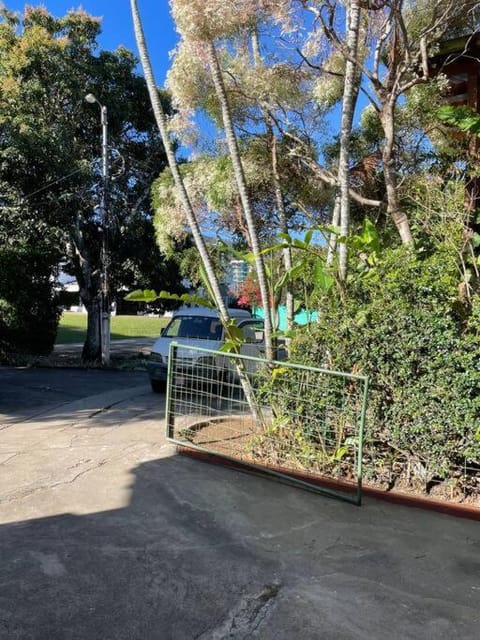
1, 453, 479, 640
0, 368, 148, 425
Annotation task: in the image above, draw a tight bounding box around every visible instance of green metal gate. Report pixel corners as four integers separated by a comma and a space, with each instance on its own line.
165, 342, 368, 505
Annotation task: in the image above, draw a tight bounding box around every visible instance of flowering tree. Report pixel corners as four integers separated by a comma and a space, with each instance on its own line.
136, 0, 479, 309
236, 274, 262, 309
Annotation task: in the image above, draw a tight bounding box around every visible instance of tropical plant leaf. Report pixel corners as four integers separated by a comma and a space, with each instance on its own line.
313, 261, 334, 291
124, 289, 159, 302
271, 366, 289, 381
437, 105, 480, 135
260, 243, 290, 255
293, 298, 303, 313
304, 228, 313, 246
124, 289, 214, 308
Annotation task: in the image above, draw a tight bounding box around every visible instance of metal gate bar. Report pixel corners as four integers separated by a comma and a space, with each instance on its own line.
165, 342, 368, 505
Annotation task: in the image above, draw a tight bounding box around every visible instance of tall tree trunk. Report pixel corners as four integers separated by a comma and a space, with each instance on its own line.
271, 130, 294, 332
206, 41, 274, 361
69, 218, 102, 363
380, 100, 413, 244
81, 296, 102, 362
338, 0, 362, 281
326, 194, 341, 267
130, 0, 228, 323
130, 0, 263, 420
251, 30, 294, 333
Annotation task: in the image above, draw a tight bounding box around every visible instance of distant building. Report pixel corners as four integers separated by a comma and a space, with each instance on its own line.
227, 259, 250, 296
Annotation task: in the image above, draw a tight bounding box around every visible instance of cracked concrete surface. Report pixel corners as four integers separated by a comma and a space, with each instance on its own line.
1, 368, 480, 639
195, 583, 281, 639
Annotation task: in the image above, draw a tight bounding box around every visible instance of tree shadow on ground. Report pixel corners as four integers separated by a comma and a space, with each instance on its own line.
1, 454, 480, 640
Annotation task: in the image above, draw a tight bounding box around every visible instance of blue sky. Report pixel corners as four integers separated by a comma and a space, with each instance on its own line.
3, 1, 178, 84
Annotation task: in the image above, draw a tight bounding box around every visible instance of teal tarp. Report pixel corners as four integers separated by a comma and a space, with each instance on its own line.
253, 306, 318, 331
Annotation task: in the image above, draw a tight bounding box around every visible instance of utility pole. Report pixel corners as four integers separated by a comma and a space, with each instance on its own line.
85, 93, 110, 365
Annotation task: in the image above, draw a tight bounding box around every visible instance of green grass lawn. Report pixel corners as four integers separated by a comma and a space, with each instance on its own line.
56, 312, 168, 344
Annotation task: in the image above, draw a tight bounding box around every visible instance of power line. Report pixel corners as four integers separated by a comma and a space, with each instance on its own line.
1, 164, 92, 212
20, 165, 89, 201
3, 151, 122, 207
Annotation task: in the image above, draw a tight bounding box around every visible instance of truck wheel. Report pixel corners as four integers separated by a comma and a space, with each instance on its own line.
151, 379, 166, 393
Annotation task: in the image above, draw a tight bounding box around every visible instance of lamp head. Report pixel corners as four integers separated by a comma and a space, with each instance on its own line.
85, 93, 97, 104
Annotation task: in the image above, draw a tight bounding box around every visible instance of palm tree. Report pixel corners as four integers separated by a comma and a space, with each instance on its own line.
338, 0, 362, 280
130, 0, 264, 419
130, 1, 227, 320
205, 41, 274, 360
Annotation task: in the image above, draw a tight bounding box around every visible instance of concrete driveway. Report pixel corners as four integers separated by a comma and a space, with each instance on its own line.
0, 368, 479, 639
0, 367, 148, 425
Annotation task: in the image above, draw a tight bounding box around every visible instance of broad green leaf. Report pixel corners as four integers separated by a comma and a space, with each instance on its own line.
218, 341, 236, 353
437, 105, 480, 136
331, 445, 349, 462
324, 224, 341, 235
124, 289, 158, 302
293, 237, 310, 249
304, 229, 313, 246
124, 289, 214, 308
313, 261, 334, 292
293, 298, 303, 313
159, 291, 214, 308
290, 262, 306, 278
260, 243, 289, 255
271, 366, 288, 381
274, 262, 305, 292
280, 329, 298, 339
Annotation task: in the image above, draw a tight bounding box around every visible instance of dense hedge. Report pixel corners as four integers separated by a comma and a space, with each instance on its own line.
290, 248, 480, 496
0, 247, 61, 357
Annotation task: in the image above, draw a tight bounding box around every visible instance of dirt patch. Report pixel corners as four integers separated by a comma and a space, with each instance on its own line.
179, 415, 256, 461
177, 415, 357, 491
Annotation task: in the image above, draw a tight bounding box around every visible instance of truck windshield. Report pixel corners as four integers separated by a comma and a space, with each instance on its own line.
163, 316, 223, 341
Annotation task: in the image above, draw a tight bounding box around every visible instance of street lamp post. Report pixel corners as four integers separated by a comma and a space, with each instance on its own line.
85, 93, 110, 366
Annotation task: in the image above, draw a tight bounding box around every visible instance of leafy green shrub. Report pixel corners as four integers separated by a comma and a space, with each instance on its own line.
254, 364, 364, 478
290, 247, 480, 494
0, 247, 61, 357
